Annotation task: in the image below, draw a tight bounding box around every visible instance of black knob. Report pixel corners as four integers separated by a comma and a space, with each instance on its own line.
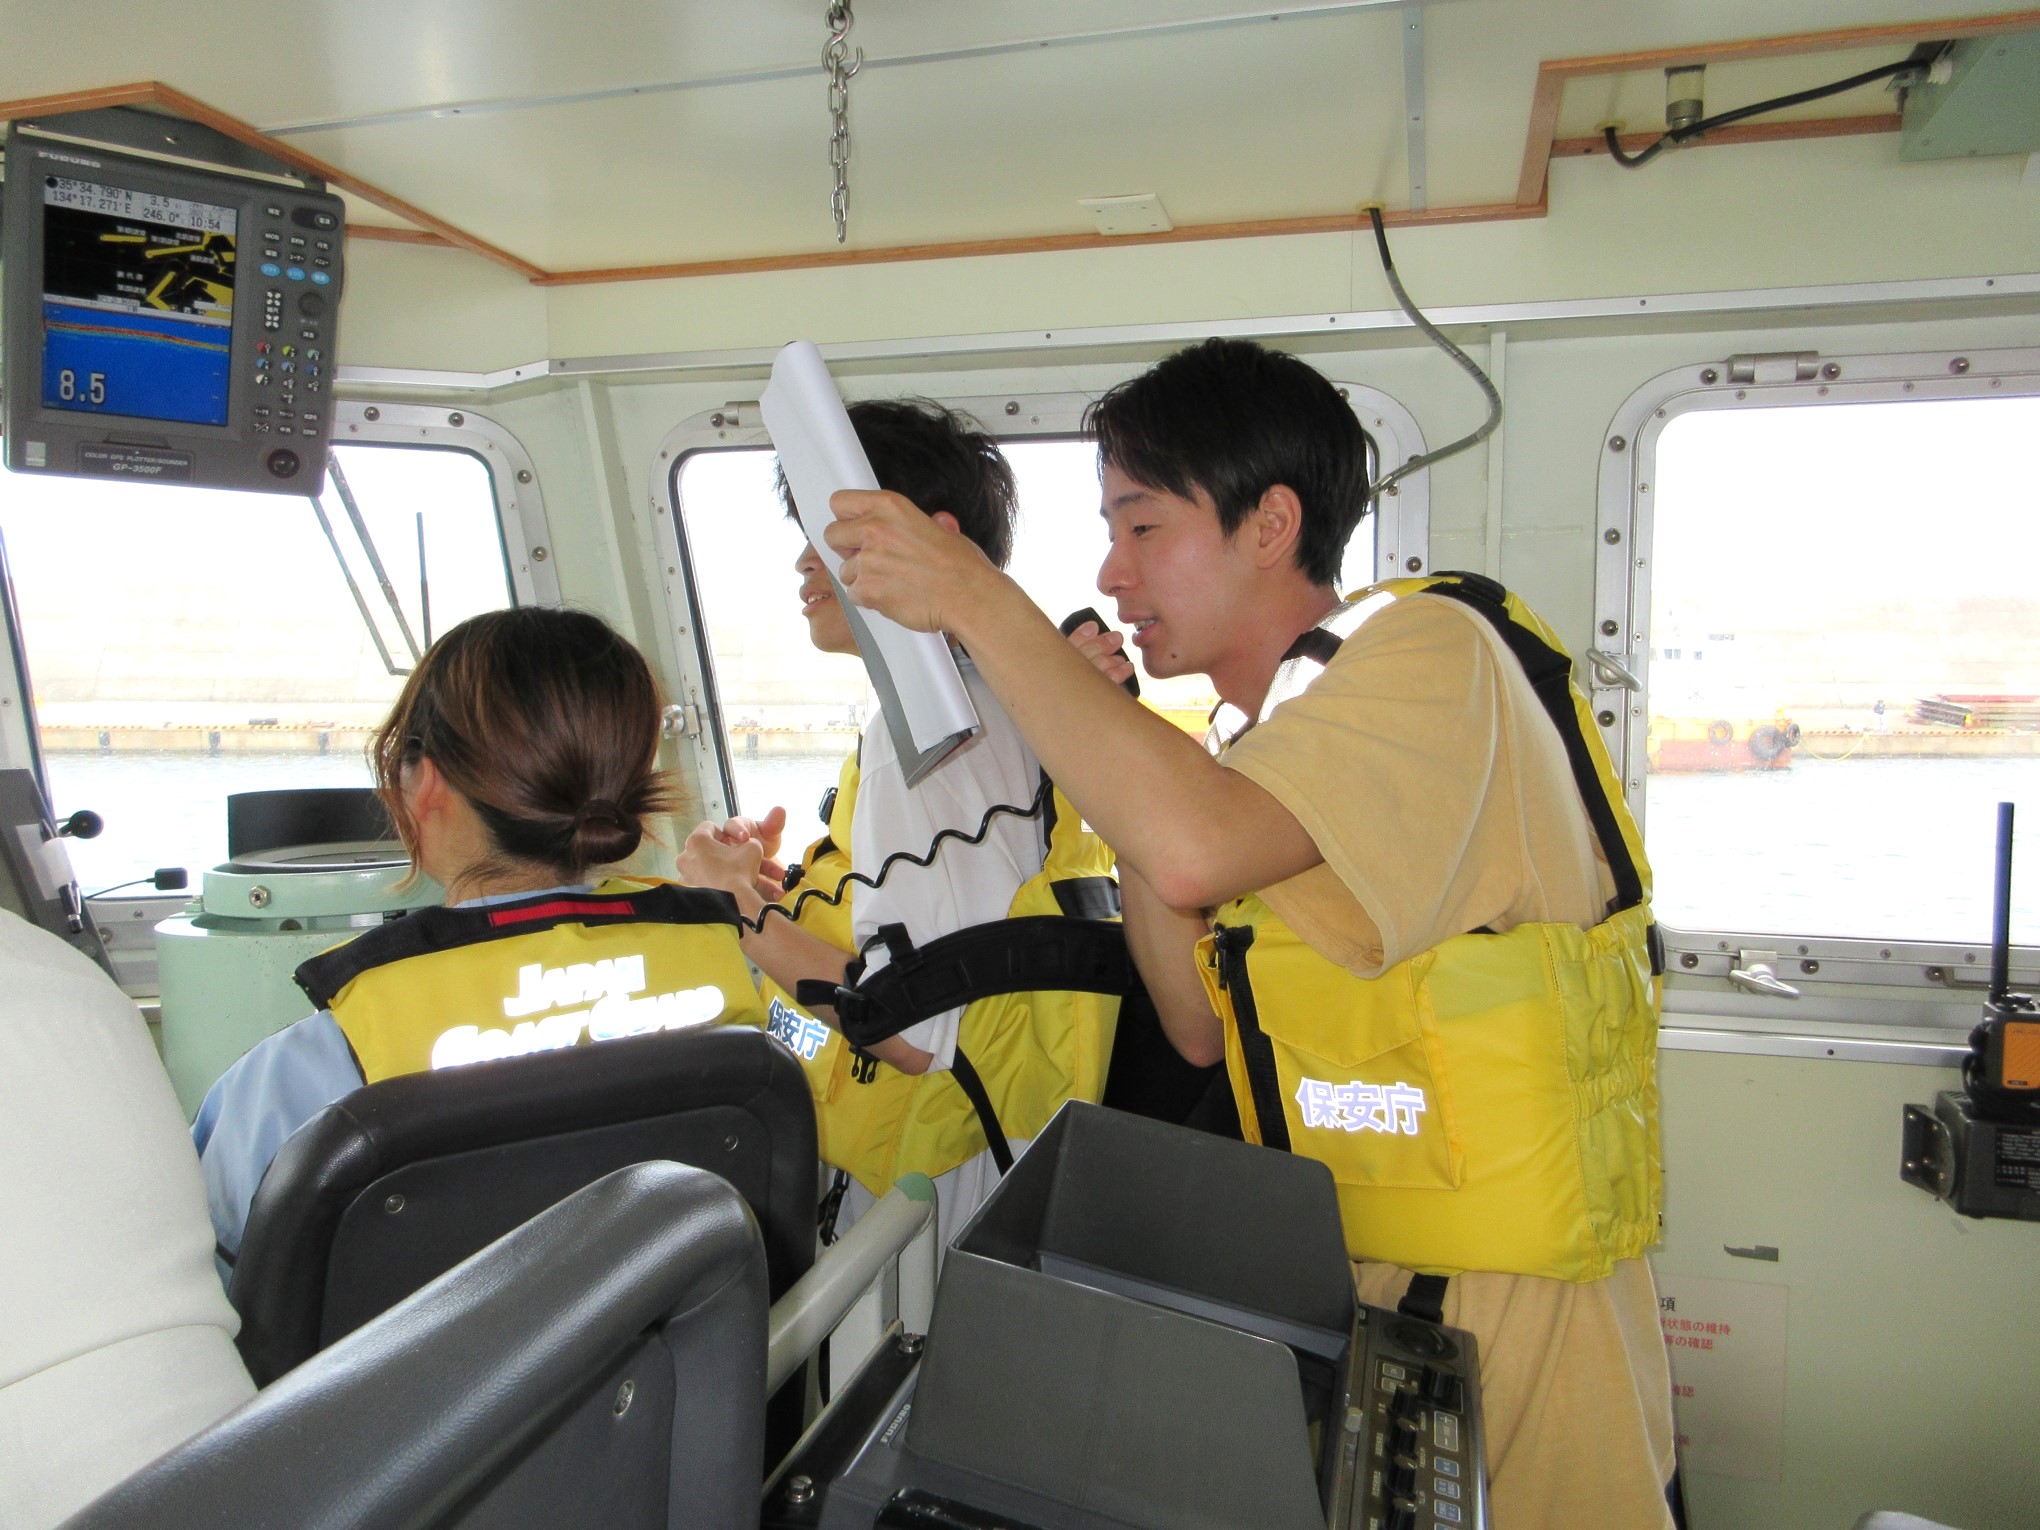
1423, 1364, 1465, 1413
58, 809, 102, 839
1385, 1501, 1419, 1530
1388, 1461, 1418, 1500
266, 448, 301, 479
298, 292, 327, 317
1389, 1383, 1424, 1422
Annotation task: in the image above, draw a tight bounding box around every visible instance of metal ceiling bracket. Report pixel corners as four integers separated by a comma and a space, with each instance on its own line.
1401, 5, 1428, 212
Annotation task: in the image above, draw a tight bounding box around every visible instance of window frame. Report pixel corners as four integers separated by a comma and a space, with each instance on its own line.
1594, 344, 2040, 1041
0, 401, 557, 993
652, 383, 1431, 822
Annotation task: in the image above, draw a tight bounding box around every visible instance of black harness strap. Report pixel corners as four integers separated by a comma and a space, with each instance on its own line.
1213, 923, 1291, 1152
826, 917, 1139, 1050
1422, 575, 1647, 917
293, 882, 744, 1010
948, 1048, 1017, 1175
1283, 625, 1346, 667
1398, 1271, 1450, 1325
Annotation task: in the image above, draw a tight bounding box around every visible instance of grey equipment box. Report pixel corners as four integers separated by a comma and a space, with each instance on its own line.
770, 1102, 1489, 1530
4, 107, 345, 494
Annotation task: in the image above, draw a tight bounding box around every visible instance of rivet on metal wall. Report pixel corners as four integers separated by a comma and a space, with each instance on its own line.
1005, 400, 1020, 415
1681, 953, 1699, 969
448, 412, 464, 427
1949, 357, 1970, 375
1700, 368, 1719, 384
532, 546, 549, 562
1404, 556, 1423, 573
1600, 619, 1619, 636
1596, 710, 1616, 727
1608, 436, 1627, 452
710, 412, 726, 427
363, 406, 380, 422
1603, 528, 1622, 545
517, 469, 533, 483
1821, 362, 1841, 381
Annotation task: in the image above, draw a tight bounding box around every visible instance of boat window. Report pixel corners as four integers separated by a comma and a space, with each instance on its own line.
1640, 394, 2039, 951
0, 442, 517, 894
668, 416, 1390, 832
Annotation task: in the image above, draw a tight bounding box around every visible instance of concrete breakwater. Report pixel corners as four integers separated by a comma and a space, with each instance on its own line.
43, 724, 381, 756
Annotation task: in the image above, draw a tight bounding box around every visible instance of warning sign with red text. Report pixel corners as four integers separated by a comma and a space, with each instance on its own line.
1655, 1272, 1789, 1481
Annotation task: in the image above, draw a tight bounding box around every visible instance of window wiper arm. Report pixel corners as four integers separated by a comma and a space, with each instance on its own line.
307, 455, 422, 677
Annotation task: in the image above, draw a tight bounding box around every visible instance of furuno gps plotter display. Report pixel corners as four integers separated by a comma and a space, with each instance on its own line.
3, 107, 346, 494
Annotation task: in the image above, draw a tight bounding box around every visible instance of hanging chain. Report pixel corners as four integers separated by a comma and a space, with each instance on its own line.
824, 0, 861, 244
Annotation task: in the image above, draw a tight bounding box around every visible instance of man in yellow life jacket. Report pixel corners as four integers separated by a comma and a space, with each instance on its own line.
681, 399, 1125, 1254
822, 339, 1676, 1530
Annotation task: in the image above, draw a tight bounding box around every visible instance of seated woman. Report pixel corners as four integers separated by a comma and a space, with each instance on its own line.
193, 606, 765, 1280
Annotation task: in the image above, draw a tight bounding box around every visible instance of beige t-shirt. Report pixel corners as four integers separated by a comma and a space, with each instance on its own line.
1223, 593, 1675, 1530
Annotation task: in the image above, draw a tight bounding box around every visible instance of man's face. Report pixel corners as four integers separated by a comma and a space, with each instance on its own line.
1095, 462, 1257, 682
793, 541, 858, 655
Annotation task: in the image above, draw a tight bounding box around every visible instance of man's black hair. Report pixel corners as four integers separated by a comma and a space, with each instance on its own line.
1085, 338, 1374, 587
776, 397, 1018, 570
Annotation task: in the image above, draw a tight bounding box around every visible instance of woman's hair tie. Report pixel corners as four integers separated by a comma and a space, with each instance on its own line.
572, 798, 626, 831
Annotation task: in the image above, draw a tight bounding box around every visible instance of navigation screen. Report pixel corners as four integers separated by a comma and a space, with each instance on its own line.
41, 177, 236, 428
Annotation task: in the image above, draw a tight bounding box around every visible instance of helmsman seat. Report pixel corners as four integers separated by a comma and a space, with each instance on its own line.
228, 1023, 815, 1458
64, 1161, 769, 1530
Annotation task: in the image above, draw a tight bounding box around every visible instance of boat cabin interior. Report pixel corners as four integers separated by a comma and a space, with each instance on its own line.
1, 2, 2037, 1528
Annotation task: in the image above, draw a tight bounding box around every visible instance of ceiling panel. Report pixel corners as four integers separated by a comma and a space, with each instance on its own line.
291, 11, 1413, 269
4, 0, 2031, 275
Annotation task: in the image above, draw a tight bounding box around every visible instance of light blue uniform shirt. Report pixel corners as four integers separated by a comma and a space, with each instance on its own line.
191, 885, 594, 1287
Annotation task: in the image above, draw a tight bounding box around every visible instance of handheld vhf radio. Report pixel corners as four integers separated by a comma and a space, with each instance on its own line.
1967, 802, 2040, 1118
1902, 800, 2040, 1220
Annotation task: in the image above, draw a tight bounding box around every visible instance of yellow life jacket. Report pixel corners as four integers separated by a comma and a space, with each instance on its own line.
298, 880, 768, 1084
1194, 573, 1664, 1282
757, 752, 1127, 1198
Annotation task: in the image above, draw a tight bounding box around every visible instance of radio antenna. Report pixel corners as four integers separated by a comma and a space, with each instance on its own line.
1991, 801, 2015, 1006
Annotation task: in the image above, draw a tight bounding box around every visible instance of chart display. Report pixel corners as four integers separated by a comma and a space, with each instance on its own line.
41, 177, 236, 428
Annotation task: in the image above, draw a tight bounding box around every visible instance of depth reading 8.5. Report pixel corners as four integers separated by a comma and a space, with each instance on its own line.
56, 370, 108, 406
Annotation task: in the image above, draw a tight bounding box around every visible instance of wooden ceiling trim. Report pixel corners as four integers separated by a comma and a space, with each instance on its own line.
347, 225, 458, 248
533, 200, 1545, 288
0, 81, 541, 280
1515, 9, 2040, 207
1552, 113, 1902, 162
144, 84, 544, 279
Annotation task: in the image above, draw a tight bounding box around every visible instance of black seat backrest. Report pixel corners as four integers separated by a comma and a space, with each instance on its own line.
69, 1161, 769, 1530
231, 1024, 814, 1451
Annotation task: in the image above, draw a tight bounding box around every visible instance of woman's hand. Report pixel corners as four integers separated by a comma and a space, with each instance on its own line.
708, 806, 789, 902
679, 819, 768, 907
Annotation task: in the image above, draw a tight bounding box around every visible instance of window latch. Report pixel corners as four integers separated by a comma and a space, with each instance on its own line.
661, 702, 703, 739
1724, 352, 1821, 385
1585, 648, 1642, 692
1728, 950, 1802, 999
